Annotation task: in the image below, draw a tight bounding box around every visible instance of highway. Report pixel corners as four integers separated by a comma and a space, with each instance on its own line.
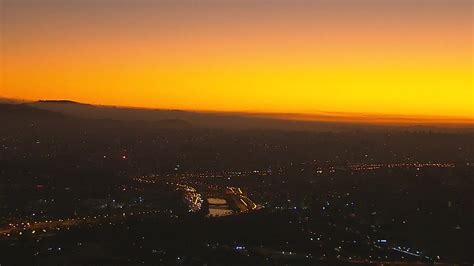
226, 187, 262, 213
0, 210, 163, 238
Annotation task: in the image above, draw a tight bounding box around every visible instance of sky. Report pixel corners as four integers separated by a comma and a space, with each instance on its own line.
1, 0, 473, 123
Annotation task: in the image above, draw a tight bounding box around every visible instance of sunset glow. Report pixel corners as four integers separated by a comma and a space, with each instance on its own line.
1, 0, 473, 123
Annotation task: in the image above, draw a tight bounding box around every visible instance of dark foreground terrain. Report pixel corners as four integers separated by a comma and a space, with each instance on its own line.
1, 103, 473, 265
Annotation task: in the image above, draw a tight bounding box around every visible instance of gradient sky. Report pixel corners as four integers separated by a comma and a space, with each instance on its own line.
1, 0, 473, 122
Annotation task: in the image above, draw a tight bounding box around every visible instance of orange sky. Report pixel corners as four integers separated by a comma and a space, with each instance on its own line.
1, 0, 473, 123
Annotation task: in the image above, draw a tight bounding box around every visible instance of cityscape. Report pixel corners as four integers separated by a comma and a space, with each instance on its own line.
0, 101, 472, 265
1, 0, 473, 265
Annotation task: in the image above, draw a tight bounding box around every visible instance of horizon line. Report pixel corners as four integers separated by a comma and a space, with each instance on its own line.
1, 96, 473, 127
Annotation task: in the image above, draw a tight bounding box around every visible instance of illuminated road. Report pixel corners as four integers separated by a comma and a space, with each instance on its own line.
227, 187, 262, 213
0, 210, 163, 238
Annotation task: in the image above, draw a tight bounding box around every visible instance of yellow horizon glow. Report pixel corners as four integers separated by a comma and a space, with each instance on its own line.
1, 1, 473, 124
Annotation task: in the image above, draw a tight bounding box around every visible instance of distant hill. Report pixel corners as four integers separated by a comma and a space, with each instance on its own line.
0, 102, 192, 129
30, 100, 196, 125
28, 100, 354, 131
22, 100, 473, 132
0, 103, 64, 118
